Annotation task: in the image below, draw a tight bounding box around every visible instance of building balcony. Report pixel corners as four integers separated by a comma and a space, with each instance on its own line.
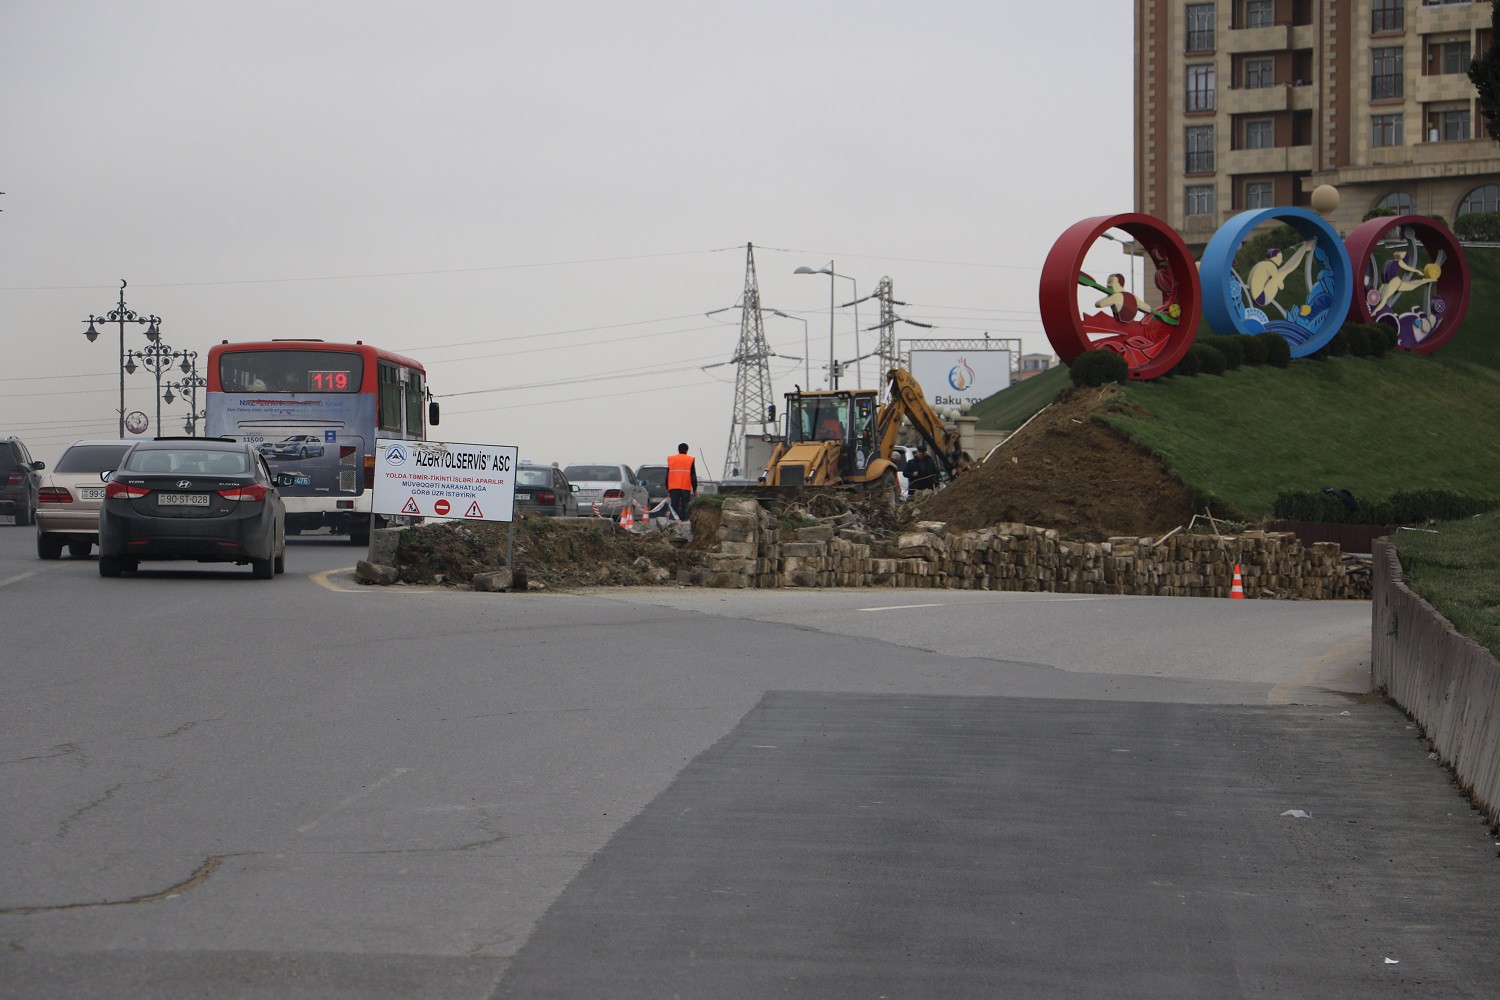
1222, 22, 1290, 54
1320, 138, 1500, 185
1414, 72, 1479, 105
1225, 145, 1315, 175
1222, 83, 1291, 113
1289, 22, 1316, 51
1415, 1, 1489, 34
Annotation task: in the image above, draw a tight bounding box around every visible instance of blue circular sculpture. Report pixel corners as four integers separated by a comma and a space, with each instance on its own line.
1199, 207, 1353, 358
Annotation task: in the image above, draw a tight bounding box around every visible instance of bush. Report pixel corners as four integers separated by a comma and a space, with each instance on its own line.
1239, 333, 1268, 366
1363, 206, 1398, 221
1068, 349, 1130, 387
1192, 343, 1227, 376
1168, 347, 1200, 377
1323, 328, 1350, 357
1272, 489, 1496, 525
1344, 324, 1372, 357
1256, 332, 1291, 367
1202, 335, 1244, 369
1454, 211, 1500, 242
1364, 322, 1391, 357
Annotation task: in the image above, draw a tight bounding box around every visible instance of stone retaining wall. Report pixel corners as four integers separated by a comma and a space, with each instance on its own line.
682, 499, 1348, 599
1371, 539, 1500, 830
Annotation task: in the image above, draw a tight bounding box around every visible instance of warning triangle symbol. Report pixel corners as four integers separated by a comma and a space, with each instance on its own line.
464, 500, 484, 518
401, 497, 421, 515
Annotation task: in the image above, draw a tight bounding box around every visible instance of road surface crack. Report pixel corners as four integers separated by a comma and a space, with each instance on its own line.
1, 743, 84, 768
0, 853, 246, 916
57, 772, 171, 839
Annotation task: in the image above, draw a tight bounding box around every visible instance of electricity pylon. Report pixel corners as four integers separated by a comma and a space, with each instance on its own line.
867, 276, 932, 398
718, 243, 776, 479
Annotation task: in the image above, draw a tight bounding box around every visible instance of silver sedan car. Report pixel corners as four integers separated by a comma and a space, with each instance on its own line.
562, 463, 650, 517
35, 439, 135, 559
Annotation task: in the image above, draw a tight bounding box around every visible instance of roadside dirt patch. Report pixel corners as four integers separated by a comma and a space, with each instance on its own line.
396, 514, 695, 589
914, 386, 1197, 539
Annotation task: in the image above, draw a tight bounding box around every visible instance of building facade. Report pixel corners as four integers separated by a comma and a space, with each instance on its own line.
1135, 0, 1500, 248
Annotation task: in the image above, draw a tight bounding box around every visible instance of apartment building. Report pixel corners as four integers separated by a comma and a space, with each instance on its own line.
1135, 0, 1500, 248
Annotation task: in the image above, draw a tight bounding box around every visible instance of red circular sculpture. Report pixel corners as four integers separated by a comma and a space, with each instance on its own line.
1344, 214, 1469, 355
1039, 213, 1200, 380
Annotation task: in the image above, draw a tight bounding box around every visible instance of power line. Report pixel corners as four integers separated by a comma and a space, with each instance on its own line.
446, 378, 717, 417
400, 311, 715, 353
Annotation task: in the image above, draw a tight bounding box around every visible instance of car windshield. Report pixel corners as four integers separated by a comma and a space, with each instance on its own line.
564, 465, 621, 482
637, 467, 667, 487
122, 449, 250, 475
55, 445, 132, 474
516, 469, 552, 487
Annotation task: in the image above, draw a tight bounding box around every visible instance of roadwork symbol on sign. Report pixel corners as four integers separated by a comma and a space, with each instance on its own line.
434, 498, 451, 516
401, 497, 420, 515
464, 501, 483, 518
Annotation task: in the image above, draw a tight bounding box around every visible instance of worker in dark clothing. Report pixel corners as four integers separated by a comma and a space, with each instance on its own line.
666, 443, 698, 521
905, 444, 941, 493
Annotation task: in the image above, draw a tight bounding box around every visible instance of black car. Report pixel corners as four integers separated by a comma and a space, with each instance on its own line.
636, 464, 670, 506
98, 438, 287, 579
515, 465, 580, 517
1, 436, 44, 526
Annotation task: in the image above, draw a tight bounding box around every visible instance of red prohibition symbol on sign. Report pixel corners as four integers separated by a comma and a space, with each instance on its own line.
434, 498, 451, 516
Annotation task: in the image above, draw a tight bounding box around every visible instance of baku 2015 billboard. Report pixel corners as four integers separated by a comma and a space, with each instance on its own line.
1039, 208, 1468, 379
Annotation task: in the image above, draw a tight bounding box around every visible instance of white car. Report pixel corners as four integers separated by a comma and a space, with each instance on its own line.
562, 463, 650, 516
34, 439, 136, 558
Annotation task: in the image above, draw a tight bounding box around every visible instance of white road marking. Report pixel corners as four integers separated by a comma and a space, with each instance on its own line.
858, 602, 944, 611
857, 596, 1111, 612
0, 571, 38, 589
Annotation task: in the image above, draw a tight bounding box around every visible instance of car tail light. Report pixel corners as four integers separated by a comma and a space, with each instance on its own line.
219, 484, 268, 502
4, 472, 19, 485
39, 487, 73, 503
538, 490, 557, 505
105, 482, 151, 499
602, 488, 623, 500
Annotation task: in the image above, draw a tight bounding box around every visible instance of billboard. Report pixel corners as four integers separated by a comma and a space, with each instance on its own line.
372, 438, 518, 523
909, 350, 1011, 409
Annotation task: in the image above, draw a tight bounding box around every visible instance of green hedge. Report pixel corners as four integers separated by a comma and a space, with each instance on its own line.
1068, 349, 1130, 387
1454, 211, 1500, 242
1273, 489, 1496, 525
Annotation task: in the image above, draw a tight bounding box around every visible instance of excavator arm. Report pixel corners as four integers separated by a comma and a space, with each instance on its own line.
876, 369, 962, 474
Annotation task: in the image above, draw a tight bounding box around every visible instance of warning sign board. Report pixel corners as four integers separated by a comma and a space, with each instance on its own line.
372, 438, 518, 523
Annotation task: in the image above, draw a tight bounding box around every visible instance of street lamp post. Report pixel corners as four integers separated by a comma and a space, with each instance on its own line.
162, 351, 206, 436
765, 309, 810, 386
125, 338, 194, 439
793, 261, 859, 388
81, 279, 161, 437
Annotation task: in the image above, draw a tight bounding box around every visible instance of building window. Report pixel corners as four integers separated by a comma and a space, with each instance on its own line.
1372, 47, 1404, 99
1187, 64, 1216, 111
1428, 105, 1471, 141
1186, 125, 1215, 173
1371, 113, 1404, 146
1376, 192, 1416, 215
1245, 57, 1275, 89
1245, 118, 1275, 148
1187, 3, 1215, 51
1245, 180, 1275, 209
1245, 0, 1274, 28
1427, 37, 1472, 75
1459, 183, 1500, 215
1372, 0, 1404, 33
1186, 184, 1216, 216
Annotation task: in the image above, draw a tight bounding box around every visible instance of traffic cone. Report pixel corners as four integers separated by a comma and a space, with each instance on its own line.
637, 502, 651, 528
619, 504, 634, 530
1230, 563, 1245, 599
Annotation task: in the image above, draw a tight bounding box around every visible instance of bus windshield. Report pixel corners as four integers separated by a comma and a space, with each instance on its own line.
218, 350, 365, 393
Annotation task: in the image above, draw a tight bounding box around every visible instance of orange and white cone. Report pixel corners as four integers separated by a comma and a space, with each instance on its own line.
1230, 563, 1245, 599
619, 505, 634, 530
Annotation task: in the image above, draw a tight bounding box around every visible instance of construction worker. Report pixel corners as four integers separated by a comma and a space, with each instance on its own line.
666, 442, 697, 521
905, 444, 940, 494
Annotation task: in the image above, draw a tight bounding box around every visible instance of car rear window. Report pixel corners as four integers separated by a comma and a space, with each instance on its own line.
0, 449, 15, 472
55, 444, 132, 474
122, 449, 250, 475
563, 465, 622, 481
637, 467, 667, 487
516, 469, 553, 487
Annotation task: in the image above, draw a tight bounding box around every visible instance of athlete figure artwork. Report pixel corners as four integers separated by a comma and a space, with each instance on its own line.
1074, 252, 1184, 372
1247, 241, 1316, 309
1223, 231, 1343, 354
1365, 239, 1446, 349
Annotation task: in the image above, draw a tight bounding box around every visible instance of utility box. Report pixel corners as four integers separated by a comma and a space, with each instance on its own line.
742, 432, 780, 479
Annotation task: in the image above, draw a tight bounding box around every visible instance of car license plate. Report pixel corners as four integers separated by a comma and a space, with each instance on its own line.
158, 493, 211, 506
79, 487, 106, 500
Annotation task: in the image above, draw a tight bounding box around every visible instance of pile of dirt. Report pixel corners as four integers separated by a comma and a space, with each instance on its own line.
395, 514, 696, 590
915, 385, 1197, 540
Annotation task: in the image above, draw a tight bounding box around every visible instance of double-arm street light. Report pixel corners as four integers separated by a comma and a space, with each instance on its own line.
793, 261, 860, 389
124, 339, 195, 439
162, 351, 207, 436
81, 279, 161, 437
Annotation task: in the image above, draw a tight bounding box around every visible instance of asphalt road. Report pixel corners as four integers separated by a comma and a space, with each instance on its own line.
1, 521, 1497, 998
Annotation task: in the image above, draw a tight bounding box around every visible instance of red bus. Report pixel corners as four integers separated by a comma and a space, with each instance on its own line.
205, 339, 437, 543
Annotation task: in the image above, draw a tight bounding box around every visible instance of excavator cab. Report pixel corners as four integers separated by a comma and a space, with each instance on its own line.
785, 390, 879, 477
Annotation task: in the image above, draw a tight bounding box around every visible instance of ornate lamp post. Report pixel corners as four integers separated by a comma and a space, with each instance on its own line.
81, 279, 161, 437
124, 338, 195, 439
162, 351, 206, 436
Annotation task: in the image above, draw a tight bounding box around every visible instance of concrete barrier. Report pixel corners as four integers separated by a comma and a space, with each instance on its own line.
1371, 539, 1500, 831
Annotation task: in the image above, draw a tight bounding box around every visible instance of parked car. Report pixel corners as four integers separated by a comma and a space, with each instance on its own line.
515, 464, 580, 517
636, 464, 670, 505
35, 439, 134, 559
0, 436, 44, 526
258, 434, 326, 460
98, 438, 286, 579
562, 463, 649, 516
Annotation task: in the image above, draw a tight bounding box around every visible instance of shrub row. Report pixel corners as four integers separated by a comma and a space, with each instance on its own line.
1069, 323, 1398, 385
1169, 331, 1289, 377
1273, 489, 1496, 525
1312, 322, 1400, 359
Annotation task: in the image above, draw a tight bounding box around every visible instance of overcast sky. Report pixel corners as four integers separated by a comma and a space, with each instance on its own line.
1, 1, 1134, 472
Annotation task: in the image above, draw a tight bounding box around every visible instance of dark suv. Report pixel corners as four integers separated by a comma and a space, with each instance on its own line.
1, 437, 44, 526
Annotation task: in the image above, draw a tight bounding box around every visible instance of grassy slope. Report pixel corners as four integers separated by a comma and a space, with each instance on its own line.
971, 364, 1068, 432
1393, 509, 1500, 658
1095, 247, 1500, 517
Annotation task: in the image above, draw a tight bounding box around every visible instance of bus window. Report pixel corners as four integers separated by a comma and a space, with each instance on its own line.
378, 362, 403, 432
405, 370, 425, 435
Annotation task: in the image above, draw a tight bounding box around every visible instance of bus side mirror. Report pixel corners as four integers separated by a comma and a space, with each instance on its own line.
428, 401, 441, 426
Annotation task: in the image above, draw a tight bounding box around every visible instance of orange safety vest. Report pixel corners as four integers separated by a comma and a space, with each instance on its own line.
667, 453, 695, 491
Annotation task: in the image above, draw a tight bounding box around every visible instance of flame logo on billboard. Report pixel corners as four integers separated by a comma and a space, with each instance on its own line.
948, 358, 975, 391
